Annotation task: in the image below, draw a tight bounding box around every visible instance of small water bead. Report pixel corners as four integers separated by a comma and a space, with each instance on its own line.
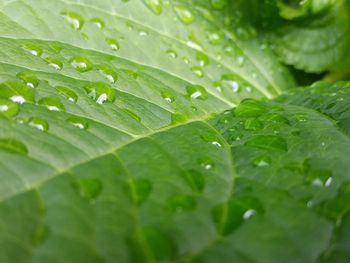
253, 156, 272, 167
56, 86, 78, 103
236, 56, 245, 66
84, 82, 116, 104
28, 117, 49, 131
73, 178, 103, 201
0, 99, 19, 118
186, 84, 208, 100
143, 0, 162, 14
138, 29, 149, 36
16, 71, 39, 88
173, 3, 194, 25
90, 17, 104, 29
186, 35, 203, 51
221, 75, 240, 93
166, 49, 177, 58
0, 81, 35, 104
169, 194, 196, 213
243, 209, 256, 220
70, 56, 92, 72
105, 38, 120, 51
0, 138, 28, 155
45, 57, 63, 70
183, 57, 190, 64
196, 52, 209, 67
207, 29, 223, 45
294, 112, 308, 122
191, 66, 204, 78
97, 65, 118, 83
61, 11, 84, 30
229, 131, 243, 142
22, 43, 42, 57
199, 158, 215, 170
66, 116, 88, 129
161, 91, 175, 103
38, 97, 65, 111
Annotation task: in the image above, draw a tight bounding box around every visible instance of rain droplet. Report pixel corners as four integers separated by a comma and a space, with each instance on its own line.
161, 91, 175, 103
28, 117, 49, 131
61, 11, 84, 30
45, 57, 63, 70
221, 75, 240, 92
90, 17, 104, 29
0, 99, 19, 119
186, 84, 208, 100
38, 97, 65, 111
207, 29, 222, 45
173, 4, 194, 25
143, 0, 162, 15
0, 138, 28, 155
72, 178, 103, 201
191, 66, 204, 78
294, 112, 308, 122
166, 49, 177, 58
199, 158, 215, 170
16, 71, 39, 88
0, 81, 35, 104
84, 82, 116, 104
252, 156, 272, 167
22, 43, 42, 57
56, 86, 78, 103
106, 38, 120, 51
196, 52, 209, 67
96, 65, 118, 83
70, 56, 92, 72
66, 116, 88, 129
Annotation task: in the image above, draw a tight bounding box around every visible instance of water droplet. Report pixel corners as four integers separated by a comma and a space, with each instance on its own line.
0, 138, 28, 154
294, 112, 308, 122
196, 52, 209, 67
221, 75, 240, 92
143, 0, 162, 15
0, 99, 19, 119
72, 178, 103, 201
166, 49, 177, 58
45, 57, 63, 70
70, 56, 92, 72
181, 169, 205, 192
211, 0, 226, 9
105, 38, 120, 51
22, 43, 42, 57
199, 158, 215, 170
0, 81, 35, 104
173, 4, 194, 25
186, 84, 208, 100
191, 66, 204, 78
138, 29, 149, 36
245, 135, 288, 151
207, 29, 222, 45
61, 11, 84, 30
212, 196, 264, 235
90, 17, 104, 29
84, 82, 116, 104
244, 118, 263, 131
66, 116, 88, 129
96, 65, 118, 83
124, 178, 152, 206
161, 91, 175, 103
28, 117, 49, 131
186, 35, 203, 51
169, 194, 196, 212
229, 131, 243, 142
16, 71, 39, 88
38, 97, 65, 111
253, 156, 272, 167
183, 57, 190, 64
56, 86, 78, 103
236, 56, 245, 66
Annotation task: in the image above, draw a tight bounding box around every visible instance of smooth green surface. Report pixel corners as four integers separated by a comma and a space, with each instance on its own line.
0, 0, 349, 262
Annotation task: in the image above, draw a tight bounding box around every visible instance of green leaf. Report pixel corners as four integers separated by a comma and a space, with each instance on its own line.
0, 0, 349, 262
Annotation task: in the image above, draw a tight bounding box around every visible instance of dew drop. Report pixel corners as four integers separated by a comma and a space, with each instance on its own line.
207, 29, 222, 45
243, 209, 256, 220
66, 116, 88, 129
73, 178, 103, 201
295, 112, 308, 122
45, 57, 63, 70
221, 75, 240, 92
166, 49, 177, 58
61, 11, 84, 30
0, 99, 19, 119
90, 17, 104, 29
56, 86, 78, 103
22, 43, 42, 57
70, 56, 92, 72
28, 117, 49, 131
0, 81, 35, 104
106, 38, 120, 51
97, 65, 118, 83
84, 82, 116, 104
16, 71, 39, 88
186, 84, 208, 100
143, 0, 163, 15
252, 156, 272, 167
199, 158, 215, 170
191, 66, 204, 78
38, 97, 65, 112
196, 52, 209, 67
161, 90, 175, 103
173, 4, 194, 25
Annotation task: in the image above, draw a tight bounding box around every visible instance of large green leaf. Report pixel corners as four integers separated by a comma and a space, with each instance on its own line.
0, 0, 349, 262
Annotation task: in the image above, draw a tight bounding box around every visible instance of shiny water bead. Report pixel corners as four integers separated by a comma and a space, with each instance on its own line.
191, 66, 204, 78
45, 57, 63, 70
61, 11, 84, 30
0, 81, 35, 104
22, 43, 42, 57
96, 65, 118, 83
105, 38, 120, 51
66, 116, 88, 129
161, 90, 175, 103
56, 86, 78, 103
16, 71, 39, 88
186, 84, 208, 100
173, 3, 194, 25
90, 17, 105, 29
38, 97, 65, 111
84, 82, 116, 104
0, 99, 19, 118
28, 117, 49, 131
143, 0, 163, 15
70, 56, 92, 72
